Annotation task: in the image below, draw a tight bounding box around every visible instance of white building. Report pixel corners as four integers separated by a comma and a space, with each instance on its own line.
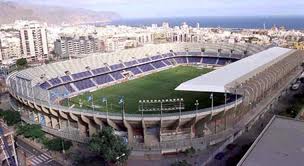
0, 31, 22, 65
54, 35, 104, 58
19, 23, 48, 61
0, 37, 21, 64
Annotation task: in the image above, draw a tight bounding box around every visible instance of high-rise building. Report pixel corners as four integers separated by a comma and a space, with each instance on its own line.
151, 24, 158, 28
19, 23, 48, 61
54, 35, 104, 58
162, 22, 170, 29
0, 37, 22, 65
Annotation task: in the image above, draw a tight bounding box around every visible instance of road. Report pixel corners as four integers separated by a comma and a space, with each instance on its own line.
15, 137, 62, 166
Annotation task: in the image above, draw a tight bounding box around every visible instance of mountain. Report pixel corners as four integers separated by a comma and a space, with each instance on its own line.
0, 1, 121, 25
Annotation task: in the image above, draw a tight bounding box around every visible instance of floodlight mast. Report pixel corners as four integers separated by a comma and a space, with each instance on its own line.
210, 93, 214, 116
139, 100, 141, 117
105, 99, 108, 118
224, 92, 227, 112
195, 100, 199, 114
161, 99, 164, 117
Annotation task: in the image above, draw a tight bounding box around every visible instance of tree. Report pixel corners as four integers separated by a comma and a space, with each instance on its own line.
171, 160, 191, 166
16, 58, 28, 68
89, 127, 130, 164
16, 124, 45, 140
44, 138, 72, 151
183, 147, 196, 157
16, 123, 73, 152
0, 109, 21, 126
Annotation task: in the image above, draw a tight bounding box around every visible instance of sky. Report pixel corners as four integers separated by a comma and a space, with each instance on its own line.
11, 0, 304, 18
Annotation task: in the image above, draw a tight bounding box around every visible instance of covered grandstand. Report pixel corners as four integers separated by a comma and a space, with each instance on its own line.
7, 42, 304, 154
176, 47, 294, 93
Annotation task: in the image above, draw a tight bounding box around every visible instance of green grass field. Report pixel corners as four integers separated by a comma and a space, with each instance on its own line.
65, 66, 225, 114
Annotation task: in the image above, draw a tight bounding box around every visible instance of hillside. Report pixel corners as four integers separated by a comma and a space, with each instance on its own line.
0, 1, 120, 25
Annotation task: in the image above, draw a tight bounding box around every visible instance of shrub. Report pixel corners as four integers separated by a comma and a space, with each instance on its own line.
184, 147, 196, 156
171, 160, 191, 166
44, 138, 72, 151
0, 110, 21, 126
16, 124, 44, 140
16, 58, 27, 67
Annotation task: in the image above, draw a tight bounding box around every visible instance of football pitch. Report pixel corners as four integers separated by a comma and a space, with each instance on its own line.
66, 66, 225, 114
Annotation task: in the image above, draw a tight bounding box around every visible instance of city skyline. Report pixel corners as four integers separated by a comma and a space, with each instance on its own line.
11, 0, 304, 18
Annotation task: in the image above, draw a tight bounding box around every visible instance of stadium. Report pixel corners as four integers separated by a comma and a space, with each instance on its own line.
6, 42, 304, 155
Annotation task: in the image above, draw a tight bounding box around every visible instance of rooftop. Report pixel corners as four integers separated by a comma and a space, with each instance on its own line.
175, 47, 294, 93
238, 116, 304, 166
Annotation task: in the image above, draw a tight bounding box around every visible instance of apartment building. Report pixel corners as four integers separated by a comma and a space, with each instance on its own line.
54, 35, 104, 58
0, 37, 21, 65
19, 23, 48, 61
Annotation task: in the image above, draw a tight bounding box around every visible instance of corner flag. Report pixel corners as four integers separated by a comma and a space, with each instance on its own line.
87, 96, 93, 102
119, 96, 124, 105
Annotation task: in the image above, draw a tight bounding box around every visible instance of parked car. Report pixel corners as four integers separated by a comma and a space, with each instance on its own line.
214, 152, 225, 160
291, 81, 301, 90
226, 143, 237, 151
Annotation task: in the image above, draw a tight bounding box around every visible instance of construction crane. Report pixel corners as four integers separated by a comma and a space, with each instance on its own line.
0, 124, 16, 166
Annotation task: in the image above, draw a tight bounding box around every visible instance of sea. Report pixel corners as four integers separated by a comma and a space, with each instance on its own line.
104, 16, 304, 30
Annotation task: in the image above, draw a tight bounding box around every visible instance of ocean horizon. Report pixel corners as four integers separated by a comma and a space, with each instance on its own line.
106, 16, 304, 30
